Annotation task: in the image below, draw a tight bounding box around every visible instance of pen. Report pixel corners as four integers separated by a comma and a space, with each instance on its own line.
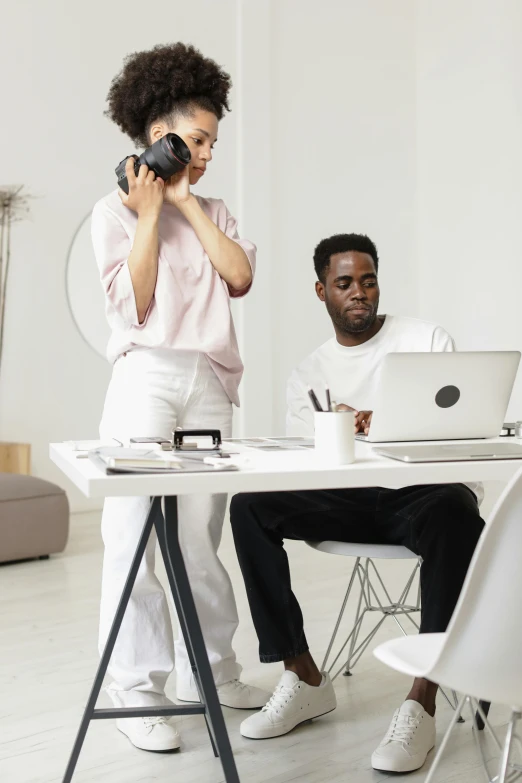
325, 387, 332, 412
308, 387, 324, 412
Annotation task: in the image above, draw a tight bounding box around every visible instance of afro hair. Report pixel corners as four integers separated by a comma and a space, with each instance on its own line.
313, 234, 379, 283
105, 42, 232, 147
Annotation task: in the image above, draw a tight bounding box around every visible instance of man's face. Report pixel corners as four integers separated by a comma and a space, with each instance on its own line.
316, 251, 380, 334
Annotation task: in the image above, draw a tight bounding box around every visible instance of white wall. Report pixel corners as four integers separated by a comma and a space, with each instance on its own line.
416, 0, 522, 420
270, 0, 418, 432
233, 1, 274, 437
0, 0, 240, 510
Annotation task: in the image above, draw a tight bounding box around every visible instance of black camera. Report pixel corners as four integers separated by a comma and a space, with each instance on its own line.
115, 133, 191, 194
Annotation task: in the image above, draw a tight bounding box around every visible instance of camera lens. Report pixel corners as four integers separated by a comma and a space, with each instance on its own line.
165, 134, 191, 165
137, 134, 191, 181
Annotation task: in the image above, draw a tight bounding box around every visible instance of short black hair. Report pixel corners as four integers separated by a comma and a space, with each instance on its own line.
105, 42, 232, 148
313, 233, 379, 283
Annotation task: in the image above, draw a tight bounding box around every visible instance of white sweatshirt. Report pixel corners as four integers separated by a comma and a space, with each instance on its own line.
286, 315, 483, 503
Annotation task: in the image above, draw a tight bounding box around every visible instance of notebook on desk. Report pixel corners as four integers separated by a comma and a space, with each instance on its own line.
88, 448, 238, 475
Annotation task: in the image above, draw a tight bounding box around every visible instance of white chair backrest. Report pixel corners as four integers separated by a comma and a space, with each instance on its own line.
430, 465, 522, 707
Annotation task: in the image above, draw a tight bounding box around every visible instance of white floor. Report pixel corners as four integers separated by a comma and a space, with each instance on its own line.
0, 509, 511, 783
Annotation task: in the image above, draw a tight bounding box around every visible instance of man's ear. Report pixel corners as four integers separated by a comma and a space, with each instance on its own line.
315, 280, 326, 302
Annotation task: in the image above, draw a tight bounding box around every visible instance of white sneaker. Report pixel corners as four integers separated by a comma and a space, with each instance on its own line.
371, 700, 436, 772
240, 670, 337, 740
116, 716, 181, 753
177, 676, 271, 710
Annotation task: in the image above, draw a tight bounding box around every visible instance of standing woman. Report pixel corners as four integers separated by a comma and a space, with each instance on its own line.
91, 43, 268, 754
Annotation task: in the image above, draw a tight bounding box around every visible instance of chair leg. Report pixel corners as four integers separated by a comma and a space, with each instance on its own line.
334, 607, 375, 680
469, 697, 505, 783
343, 560, 372, 674
438, 685, 465, 718
454, 690, 465, 723
324, 561, 370, 679
323, 556, 422, 680
498, 711, 520, 783
343, 558, 420, 673
341, 558, 393, 676
370, 556, 418, 613
321, 558, 360, 672
425, 694, 468, 783
365, 558, 418, 640
344, 557, 398, 674
466, 697, 494, 783
472, 698, 502, 753
427, 695, 517, 783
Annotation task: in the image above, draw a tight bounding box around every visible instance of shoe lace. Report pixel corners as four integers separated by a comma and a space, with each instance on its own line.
143, 716, 168, 729
262, 683, 298, 714
386, 712, 420, 745
225, 679, 250, 692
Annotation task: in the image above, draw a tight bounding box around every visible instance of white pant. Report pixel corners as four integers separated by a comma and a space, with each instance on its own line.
99, 348, 240, 707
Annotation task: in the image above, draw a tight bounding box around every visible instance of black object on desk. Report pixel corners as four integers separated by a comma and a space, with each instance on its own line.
307, 387, 324, 412
173, 428, 222, 451
325, 387, 332, 412
500, 422, 516, 437
61, 497, 240, 783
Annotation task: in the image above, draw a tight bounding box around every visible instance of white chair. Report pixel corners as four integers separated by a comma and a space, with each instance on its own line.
306, 541, 460, 713
374, 465, 522, 783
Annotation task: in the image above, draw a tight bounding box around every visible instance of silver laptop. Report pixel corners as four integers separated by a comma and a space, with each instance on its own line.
356, 351, 520, 443
376, 442, 522, 463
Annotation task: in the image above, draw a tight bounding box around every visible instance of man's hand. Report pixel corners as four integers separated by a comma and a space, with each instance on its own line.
336, 404, 373, 435
355, 410, 373, 435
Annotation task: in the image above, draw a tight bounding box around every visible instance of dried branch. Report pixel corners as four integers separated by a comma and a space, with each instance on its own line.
0, 186, 33, 373
0, 186, 32, 222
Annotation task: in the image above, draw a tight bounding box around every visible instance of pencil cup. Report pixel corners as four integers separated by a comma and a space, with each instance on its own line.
314, 411, 355, 465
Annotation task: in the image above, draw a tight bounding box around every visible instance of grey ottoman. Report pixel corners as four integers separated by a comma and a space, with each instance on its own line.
0, 473, 69, 563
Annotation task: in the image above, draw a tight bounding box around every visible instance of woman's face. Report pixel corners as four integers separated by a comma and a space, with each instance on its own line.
151, 109, 219, 187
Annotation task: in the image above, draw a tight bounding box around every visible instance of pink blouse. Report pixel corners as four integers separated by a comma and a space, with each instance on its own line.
91, 191, 256, 406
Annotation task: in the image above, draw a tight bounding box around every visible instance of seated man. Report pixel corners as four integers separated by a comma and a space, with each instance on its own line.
230, 233, 485, 774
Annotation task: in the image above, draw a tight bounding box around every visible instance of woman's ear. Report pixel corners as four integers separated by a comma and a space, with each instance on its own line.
149, 122, 167, 143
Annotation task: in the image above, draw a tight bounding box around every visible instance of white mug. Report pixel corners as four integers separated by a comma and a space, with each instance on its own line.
314, 410, 355, 465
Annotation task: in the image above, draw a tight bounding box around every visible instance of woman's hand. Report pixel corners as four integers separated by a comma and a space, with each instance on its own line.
164, 166, 191, 207
118, 158, 165, 219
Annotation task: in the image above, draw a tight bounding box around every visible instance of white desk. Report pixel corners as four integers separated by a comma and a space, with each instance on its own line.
49, 438, 522, 783
51, 439, 522, 498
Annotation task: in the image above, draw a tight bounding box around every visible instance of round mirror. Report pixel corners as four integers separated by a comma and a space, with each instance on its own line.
66, 214, 111, 358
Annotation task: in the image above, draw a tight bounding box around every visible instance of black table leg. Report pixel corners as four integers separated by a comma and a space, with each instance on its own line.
152, 502, 218, 757
160, 495, 240, 783
60, 494, 239, 783
62, 498, 160, 783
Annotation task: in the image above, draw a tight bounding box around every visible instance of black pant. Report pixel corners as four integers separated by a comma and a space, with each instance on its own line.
230, 484, 484, 663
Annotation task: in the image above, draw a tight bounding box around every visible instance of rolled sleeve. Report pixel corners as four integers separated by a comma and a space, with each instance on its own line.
222, 205, 256, 298
431, 326, 456, 353
91, 201, 140, 327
